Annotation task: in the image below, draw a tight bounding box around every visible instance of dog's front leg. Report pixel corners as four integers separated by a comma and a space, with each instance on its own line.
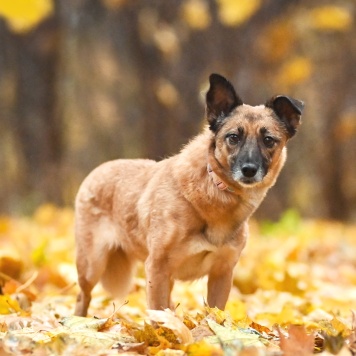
207, 238, 247, 310
145, 256, 172, 310
207, 267, 234, 310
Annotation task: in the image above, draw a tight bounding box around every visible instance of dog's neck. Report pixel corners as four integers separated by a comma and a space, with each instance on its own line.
207, 164, 234, 192
207, 141, 236, 193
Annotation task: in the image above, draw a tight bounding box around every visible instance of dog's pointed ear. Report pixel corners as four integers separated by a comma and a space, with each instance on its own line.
206, 74, 243, 132
266, 95, 305, 138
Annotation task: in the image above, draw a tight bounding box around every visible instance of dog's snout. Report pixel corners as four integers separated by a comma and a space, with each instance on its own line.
241, 163, 258, 178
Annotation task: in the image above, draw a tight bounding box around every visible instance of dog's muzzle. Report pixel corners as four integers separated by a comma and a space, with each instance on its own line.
241, 163, 258, 179
233, 163, 266, 185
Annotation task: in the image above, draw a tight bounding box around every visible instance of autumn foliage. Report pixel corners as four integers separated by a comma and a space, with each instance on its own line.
0, 205, 356, 355
0, 1, 356, 355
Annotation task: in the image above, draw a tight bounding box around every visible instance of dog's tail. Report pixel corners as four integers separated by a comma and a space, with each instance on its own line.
100, 248, 136, 301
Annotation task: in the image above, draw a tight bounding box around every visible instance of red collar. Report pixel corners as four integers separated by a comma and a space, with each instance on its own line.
207, 164, 234, 192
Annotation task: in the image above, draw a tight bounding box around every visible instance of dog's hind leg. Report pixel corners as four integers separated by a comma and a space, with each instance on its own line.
75, 231, 110, 316
75, 249, 136, 317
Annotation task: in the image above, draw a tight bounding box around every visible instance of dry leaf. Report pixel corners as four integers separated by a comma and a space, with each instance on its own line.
279, 325, 314, 356
1, 206, 356, 354
205, 319, 265, 348
147, 309, 194, 344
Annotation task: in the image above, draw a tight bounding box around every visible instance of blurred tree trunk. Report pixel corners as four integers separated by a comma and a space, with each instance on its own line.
9, 2, 63, 207
320, 49, 354, 221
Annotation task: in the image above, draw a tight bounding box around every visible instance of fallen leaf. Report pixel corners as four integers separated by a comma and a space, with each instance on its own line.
0, 295, 25, 315
147, 309, 194, 344
185, 340, 223, 356
279, 325, 314, 356
60, 315, 109, 331
249, 321, 271, 336
205, 319, 265, 348
2, 206, 356, 355
191, 324, 215, 341
322, 331, 345, 355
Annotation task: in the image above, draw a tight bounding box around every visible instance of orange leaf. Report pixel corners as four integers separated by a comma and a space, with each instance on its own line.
279, 325, 314, 356
249, 321, 271, 335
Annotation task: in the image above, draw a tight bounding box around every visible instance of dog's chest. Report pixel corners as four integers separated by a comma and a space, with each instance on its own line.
172, 250, 216, 281
203, 222, 238, 245
171, 224, 245, 281
170, 233, 219, 280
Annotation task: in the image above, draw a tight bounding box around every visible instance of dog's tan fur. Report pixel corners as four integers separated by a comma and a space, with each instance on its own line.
74, 74, 304, 316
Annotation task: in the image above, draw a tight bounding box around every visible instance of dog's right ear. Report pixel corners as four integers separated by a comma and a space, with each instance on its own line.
206, 74, 243, 132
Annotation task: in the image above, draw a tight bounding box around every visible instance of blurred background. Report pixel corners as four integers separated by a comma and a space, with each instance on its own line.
0, 0, 355, 222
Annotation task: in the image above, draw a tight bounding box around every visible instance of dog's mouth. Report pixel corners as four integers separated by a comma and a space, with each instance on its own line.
237, 177, 264, 188
240, 177, 260, 185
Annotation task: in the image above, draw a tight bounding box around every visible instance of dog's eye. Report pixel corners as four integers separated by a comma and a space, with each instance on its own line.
227, 134, 240, 145
263, 136, 275, 148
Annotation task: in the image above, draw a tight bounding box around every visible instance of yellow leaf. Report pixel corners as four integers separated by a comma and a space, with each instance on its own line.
0, 0, 53, 34
277, 56, 312, 88
147, 309, 194, 344
31, 241, 47, 267
309, 6, 352, 32
204, 306, 228, 324
182, 314, 197, 330
181, 0, 211, 30
226, 299, 249, 324
330, 317, 351, 338
60, 315, 109, 331
205, 319, 265, 348
135, 322, 160, 346
256, 303, 302, 326
0, 295, 23, 314
185, 340, 223, 356
216, 0, 261, 27
319, 317, 352, 338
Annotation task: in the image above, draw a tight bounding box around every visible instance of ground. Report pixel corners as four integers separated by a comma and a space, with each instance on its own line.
0, 205, 356, 355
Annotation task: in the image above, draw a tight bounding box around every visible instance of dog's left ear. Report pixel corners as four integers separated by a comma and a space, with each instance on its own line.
206, 73, 243, 132
266, 95, 305, 138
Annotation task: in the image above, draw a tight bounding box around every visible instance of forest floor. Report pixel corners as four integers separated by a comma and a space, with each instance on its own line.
0, 205, 356, 355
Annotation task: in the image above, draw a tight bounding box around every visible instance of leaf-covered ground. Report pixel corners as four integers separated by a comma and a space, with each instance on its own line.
1, 205, 356, 355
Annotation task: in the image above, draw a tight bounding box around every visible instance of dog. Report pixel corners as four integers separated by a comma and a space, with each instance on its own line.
74, 73, 304, 316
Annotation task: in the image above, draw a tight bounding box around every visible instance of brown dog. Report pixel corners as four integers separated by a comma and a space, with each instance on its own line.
74, 73, 304, 316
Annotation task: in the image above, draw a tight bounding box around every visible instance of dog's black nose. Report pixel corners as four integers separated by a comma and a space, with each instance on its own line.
241, 163, 258, 178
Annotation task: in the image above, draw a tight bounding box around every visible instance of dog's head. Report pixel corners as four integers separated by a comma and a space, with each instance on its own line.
206, 73, 304, 188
